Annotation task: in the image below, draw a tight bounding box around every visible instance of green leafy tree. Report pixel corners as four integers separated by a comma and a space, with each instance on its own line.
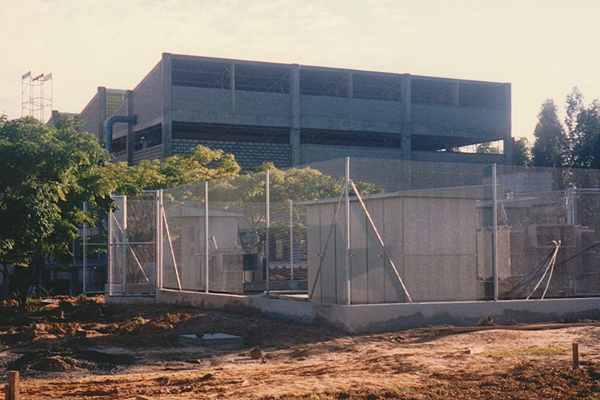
531, 99, 567, 167
105, 145, 241, 195
475, 142, 501, 154
0, 117, 113, 305
512, 137, 531, 166
563, 88, 600, 169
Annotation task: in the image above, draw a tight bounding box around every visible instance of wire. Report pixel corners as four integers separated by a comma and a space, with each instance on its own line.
526, 240, 561, 300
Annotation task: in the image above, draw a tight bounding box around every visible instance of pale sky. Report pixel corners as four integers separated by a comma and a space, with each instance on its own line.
2, 0, 600, 142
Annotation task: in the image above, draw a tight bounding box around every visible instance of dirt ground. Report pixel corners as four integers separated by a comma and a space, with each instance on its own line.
1, 296, 599, 399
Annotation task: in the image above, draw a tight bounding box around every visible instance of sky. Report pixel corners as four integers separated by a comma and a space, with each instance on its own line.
1, 0, 600, 142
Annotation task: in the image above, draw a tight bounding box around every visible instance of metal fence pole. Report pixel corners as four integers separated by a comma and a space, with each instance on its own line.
155, 190, 160, 293
266, 169, 270, 297
289, 199, 294, 281
122, 196, 128, 292
567, 187, 576, 225
205, 180, 209, 294
492, 163, 499, 301
345, 157, 351, 305
108, 205, 113, 296
158, 190, 164, 290
82, 201, 87, 294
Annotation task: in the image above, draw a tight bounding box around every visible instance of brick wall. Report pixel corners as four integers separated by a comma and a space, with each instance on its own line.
133, 145, 164, 165
172, 138, 291, 170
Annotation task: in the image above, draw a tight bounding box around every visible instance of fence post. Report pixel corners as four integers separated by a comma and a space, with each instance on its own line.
155, 190, 161, 292
108, 202, 113, 297
7, 370, 19, 400
266, 169, 270, 297
567, 187, 576, 225
289, 199, 294, 281
82, 201, 88, 294
205, 180, 209, 294
345, 157, 351, 305
122, 195, 128, 292
492, 163, 499, 301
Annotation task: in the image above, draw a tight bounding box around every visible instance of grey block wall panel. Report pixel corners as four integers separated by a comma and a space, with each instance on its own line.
76, 53, 512, 167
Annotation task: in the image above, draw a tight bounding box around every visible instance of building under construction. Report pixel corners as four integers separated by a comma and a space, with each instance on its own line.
65, 53, 512, 169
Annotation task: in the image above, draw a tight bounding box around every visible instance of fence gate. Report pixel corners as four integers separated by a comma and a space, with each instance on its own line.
108, 192, 159, 296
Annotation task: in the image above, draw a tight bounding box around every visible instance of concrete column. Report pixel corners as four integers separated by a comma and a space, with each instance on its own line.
126, 90, 135, 165
290, 64, 301, 166
231, 63, 236, 112
98, 87, 107, 146
401, 74, 412, 161
453, 81, 460, 106
162, 53, 173, 159
503, 83, 513, 165
348, 72, 353, 99
51, 110, 60, 126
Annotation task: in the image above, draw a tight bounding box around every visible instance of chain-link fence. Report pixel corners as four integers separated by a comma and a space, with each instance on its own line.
106, 158, 600, 304
108, 192, 158, 295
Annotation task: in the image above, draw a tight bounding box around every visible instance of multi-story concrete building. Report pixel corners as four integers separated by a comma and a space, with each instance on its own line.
73, 53, 512, 169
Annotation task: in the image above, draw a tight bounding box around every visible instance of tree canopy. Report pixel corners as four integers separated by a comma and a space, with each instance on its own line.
531, 99, 567, 167
512, 137, 531, 166
564, 88, 600, 169
528, 88, 600, 171
105, 145, 240, 195
0, 117, 113, 304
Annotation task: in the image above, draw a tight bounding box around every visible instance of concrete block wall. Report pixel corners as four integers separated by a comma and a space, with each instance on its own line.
132, 61, 164, 132
133, 145, 164, 164
172, 138, 291, 170
300, 144, 402, 165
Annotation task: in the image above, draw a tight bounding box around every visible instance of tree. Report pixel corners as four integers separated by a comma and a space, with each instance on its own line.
475, 142, 501, 154
512, 137, 531, 166
0, 117, 113, 305
104, 145, 241, 195
531, 99, 567, 167
564, 88, 600, 169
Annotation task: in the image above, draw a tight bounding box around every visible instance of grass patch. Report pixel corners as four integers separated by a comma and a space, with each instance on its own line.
487, 346, 567, 357
385, 384, 416, 395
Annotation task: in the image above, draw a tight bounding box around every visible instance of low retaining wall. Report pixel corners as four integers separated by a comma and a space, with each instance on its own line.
106, 290, 600, 333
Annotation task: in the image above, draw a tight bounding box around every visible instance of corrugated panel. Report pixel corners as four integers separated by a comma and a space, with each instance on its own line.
106, 92, 126, 116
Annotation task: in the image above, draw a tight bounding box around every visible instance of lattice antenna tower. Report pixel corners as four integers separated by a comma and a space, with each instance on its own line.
21, 71, 53, 122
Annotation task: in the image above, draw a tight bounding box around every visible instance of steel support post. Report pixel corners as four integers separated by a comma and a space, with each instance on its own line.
345, 157, 351, 305
266, 170, 270, 297
205, 180, 210, 293
290, 199, 294, 281
82, 201, 87, 294
492, 163, 499, 301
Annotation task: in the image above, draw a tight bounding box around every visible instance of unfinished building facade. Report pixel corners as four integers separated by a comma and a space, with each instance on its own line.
74, 53, 512, 169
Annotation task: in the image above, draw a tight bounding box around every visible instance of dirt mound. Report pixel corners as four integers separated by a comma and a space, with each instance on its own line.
6, 347, 134, 375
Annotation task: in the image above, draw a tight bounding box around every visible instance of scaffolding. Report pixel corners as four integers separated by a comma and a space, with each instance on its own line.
21, 71, 52, 122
